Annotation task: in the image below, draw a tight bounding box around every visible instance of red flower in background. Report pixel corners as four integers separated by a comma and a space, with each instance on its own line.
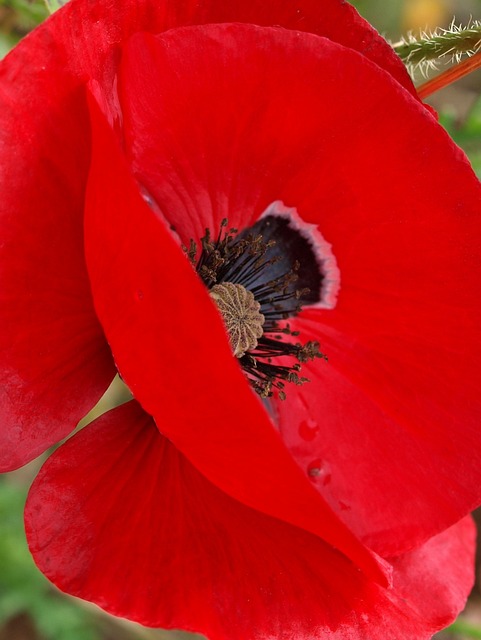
1, 1, 481, 638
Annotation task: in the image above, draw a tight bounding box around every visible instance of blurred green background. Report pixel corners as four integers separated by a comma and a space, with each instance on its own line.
1, 1, 481, 639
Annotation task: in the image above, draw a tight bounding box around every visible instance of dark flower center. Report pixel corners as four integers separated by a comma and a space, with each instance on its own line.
183, 214, 327, 400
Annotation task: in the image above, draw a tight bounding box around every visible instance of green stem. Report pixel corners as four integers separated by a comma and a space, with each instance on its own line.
393, 22, 481, 69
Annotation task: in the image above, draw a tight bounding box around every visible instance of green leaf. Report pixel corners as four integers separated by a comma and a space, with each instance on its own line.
393, 21, 481, 71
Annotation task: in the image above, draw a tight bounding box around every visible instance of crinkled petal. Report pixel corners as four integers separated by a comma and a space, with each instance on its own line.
111, 23, 481, 554
84, 88, 386, 583
25, 401, 475, 639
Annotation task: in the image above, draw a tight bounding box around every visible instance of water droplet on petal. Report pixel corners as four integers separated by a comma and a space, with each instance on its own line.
307, 459, 331, 485
299, 418, 319, 441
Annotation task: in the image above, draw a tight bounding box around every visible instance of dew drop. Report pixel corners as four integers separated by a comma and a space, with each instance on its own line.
135, 290, 144, 301
307, 459, 332, 485
298, 418, 319, 441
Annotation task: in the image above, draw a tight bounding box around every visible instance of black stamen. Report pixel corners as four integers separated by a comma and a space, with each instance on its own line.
183, 216, 327, 400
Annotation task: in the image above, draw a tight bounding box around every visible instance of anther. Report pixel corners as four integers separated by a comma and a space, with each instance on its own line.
183, 212, 329, 400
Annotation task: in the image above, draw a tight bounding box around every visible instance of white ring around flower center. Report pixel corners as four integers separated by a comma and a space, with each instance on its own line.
260, 201, 340, 309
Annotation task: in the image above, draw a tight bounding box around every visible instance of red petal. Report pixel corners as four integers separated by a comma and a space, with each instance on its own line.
258, 28, 481, 554
1, 0, 414, 105
278, 344, 481, 557
25, 402, 475, 638
0, 86, 115, 471
388, 516, 475, 631
115, 28, 422, 240
84, 88, 386, 584
0, 0, 418, 470
109, 23, 481, 555
185, 0, 416, 95
113, 26, 481, 554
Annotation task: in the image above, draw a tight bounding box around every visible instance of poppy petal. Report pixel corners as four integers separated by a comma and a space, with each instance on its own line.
0, 83, 115, 471
268, 55, 481, 554
115, 27, 422, 239
1, 0, 415, 108
277, 338, 481, 558
388, 515, 475, 632
25, 401, 475, 639
113, 24, 481, 556
84, 87, 386, 584
0, 0, 419, 469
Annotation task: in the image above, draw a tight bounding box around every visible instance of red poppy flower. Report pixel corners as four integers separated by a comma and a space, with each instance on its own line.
1, 1, 481, 639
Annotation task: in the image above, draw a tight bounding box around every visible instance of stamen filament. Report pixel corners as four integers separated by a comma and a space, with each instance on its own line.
183, 217, 327, 400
